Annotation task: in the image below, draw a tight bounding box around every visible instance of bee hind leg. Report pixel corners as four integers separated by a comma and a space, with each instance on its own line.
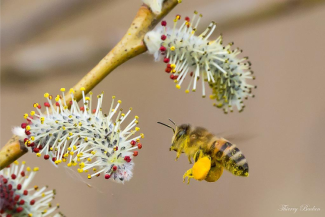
183, 168, 194, 184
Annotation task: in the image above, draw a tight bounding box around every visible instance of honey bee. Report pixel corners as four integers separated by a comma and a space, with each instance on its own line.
158, 119, 249, 184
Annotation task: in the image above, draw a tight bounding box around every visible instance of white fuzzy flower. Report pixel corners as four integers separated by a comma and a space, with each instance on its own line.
142, 0, 164, 14
14, 88, 144, 183
144, 12, 256, 113
0, 161, 62, 217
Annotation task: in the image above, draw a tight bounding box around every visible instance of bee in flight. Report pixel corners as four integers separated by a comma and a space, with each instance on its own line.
157, 119, 249, 184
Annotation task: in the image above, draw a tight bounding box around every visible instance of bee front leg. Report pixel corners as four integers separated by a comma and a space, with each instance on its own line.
183, 168, 194, 184
188, 156, 193, 164
175, 150, 182, 161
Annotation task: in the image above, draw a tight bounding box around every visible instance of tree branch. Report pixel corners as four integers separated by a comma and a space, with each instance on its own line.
0, 0, 180, 170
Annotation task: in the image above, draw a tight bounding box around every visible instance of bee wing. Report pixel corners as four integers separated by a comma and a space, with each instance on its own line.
217, 132, 257, 144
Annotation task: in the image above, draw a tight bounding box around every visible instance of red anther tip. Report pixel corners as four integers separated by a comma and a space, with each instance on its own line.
133, 151, 138, 157
44, 102, 50, 107
185, 16, 190, 21
137, 143, 142, 149
33, 148, 39, 153
161, 20, 167, 26
19, 200, 25, 205
70, 101, 73, 105
37, 104, 41, 109
24, 138, 29, 143
30, 200, 35, 205
44, 155, 50, 160
130, 140, 136, 146
16, 207, 23, 213
160, 46, 166, 52
17, 184, 22, 190
80, 107, 84, 111
105, 174, 110, 179
112, 166, 117, 171
124, 156, 131, 163
92, 109, 96, 114
170, 74, 175, 80
167, 64, 171, 67
11, 174, 17, 180
3, 178, 8, 184
8, 184, 12, 190
190, 72, 193, 77
21, 123, 27, 129
25, 130, 31, 136
173, 75, 178, 80
165, 68, 171, 73
161, 35, 167, 40
164, 58, 170, 63
56, 102, 60, 107
23, 190, 28, 196
14, 195, 20, 201
20, 171, 25, 177
52, 157, 56, 162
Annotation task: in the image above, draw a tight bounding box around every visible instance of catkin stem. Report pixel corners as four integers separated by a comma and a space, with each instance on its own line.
0, 0, 180, 170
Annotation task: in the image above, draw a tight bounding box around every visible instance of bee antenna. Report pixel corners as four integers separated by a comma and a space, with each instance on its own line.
168, 119, 176, 126
157, 122, 175, 133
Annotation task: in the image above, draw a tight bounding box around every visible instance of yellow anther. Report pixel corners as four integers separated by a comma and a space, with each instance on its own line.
62, 158, 66, 162
135, 127, 140, 131
14, 160, 19, 165
78, 122, 82, 126
84, 137, 88, 142
27, 167, 31, 172
44, 93, 49, 98
121, 113, 125, 117
50, 147, 53, 151
87, 158, 91, 162
136, 138, 140, 142
112, 96, 116, 99
140, 133, 145, 138
33, 167, 39, 171
26, 125, 31, 131
24, 114, 29, 119
88, 174, 91, 179
63, 153, 68, 158
118, 100, 122, 104
34, 185, 38, 190
73, 145, 77, 150
135, 120, 139, 124
80, 87, 85, 91
176, 84, 181, 89
69, 88, 75, 94
135, 116, 139, 120
30, 136, 35, 141
170, 46, 175, 51
67, 163, 72, 167
42, 193, 45, 197
22, 161, 26, 165
174, 80, 178, 83
85, 97, 90, 101
70, 152, 74, 155
62, 126, 66, 130
55, 97, 60, 102
79, 162, 85, 168
36, 153, 41, 157
30, 111, 35, 116
33, 103, 38, 108
60, 88, 66, 92
170, 64, 176, 69
91, 151, 96, 155
77, 158, 81, 162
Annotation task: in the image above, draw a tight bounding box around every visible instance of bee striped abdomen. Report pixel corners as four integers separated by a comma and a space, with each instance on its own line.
214, 140, 249, 177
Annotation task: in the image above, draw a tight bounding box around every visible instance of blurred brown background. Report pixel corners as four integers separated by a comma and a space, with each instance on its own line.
1, 0, 325, 216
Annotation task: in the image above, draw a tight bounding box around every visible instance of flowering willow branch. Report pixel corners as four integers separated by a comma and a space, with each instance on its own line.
0, 0, 180, 170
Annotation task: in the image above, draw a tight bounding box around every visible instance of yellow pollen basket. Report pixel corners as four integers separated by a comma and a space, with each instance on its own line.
192, 157, 211, 181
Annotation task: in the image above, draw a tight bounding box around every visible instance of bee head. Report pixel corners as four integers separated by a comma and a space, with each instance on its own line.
158, 119, 189, 152
170, 124, 190, 152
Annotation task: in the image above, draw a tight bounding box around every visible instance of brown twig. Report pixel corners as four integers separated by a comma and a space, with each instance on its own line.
0, 0, 180, 170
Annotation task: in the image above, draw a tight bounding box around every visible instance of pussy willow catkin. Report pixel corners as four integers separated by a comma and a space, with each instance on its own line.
0, 161, 62, 217
144, 12, 256, 113
13, 88, 144, 183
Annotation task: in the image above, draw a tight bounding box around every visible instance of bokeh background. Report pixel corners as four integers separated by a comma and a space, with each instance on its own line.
1, 0, 325, 216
